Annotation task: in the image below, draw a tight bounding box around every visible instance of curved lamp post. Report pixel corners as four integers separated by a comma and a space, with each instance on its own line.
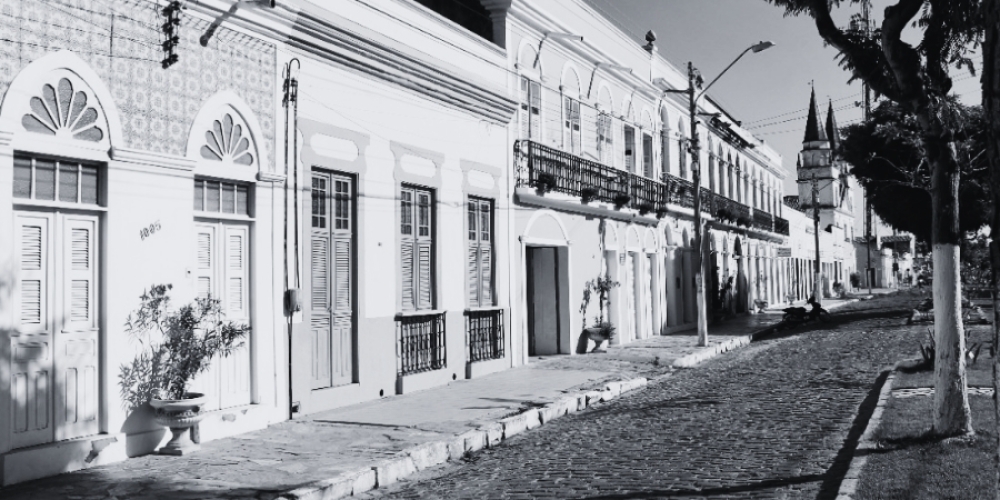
666, 41, 774, 347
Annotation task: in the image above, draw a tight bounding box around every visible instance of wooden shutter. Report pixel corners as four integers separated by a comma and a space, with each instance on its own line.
64, 218, 97, 331
479, 200, 493, 305
467, 201, 480, 306
467, 199, 494, 308
529, 81, 541, 140
224, 225, 249, 319
417, 242, 433, 310
219, 224, 251, 408
571, 99, 581, 155
12, 213, 53, 449
195, 225, 215, 300
582, 104, 596, 159
642, 134, 653, 178
415, 189, 433, 310
17, 217, 49, 333
624, 126, 635, 173
58, 215, 100, 440
400, 188, 415, 311
519, 77, 530, 140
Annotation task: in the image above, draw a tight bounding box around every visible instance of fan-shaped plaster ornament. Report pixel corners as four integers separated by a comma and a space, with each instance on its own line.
201, 113, 254, 166
21, 77, 104, 142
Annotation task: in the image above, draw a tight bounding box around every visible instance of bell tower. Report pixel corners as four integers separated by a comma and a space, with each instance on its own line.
796, 88, 855, 238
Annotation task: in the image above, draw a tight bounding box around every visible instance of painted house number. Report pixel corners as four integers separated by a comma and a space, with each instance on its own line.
140, 221, 162, 241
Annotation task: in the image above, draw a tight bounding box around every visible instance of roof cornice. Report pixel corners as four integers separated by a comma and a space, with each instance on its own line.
183, 0, 517, 125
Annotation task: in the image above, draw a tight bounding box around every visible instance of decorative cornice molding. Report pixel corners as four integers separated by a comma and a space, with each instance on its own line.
257, 171, 287, 183
110, 147, 195, 171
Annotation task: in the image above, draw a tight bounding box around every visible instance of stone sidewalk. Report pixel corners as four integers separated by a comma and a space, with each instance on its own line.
0, 304, 857, 500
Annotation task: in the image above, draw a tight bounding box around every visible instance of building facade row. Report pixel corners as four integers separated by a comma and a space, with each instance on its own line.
0, 0, 849, 485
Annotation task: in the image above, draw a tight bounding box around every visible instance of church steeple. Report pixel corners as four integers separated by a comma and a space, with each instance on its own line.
803, 87, 828, 146
826, 99, 841, 154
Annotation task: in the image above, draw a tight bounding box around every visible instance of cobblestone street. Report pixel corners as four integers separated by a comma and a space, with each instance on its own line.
362, 295, 923, 500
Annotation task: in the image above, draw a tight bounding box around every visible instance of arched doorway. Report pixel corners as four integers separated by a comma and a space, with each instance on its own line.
734, 238, 747, 313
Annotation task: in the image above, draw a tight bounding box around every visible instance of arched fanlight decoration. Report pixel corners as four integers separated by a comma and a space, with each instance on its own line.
201, 113, 254, 166
22, 77, 104, 142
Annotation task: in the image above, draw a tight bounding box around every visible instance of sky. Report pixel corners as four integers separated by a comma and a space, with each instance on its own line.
583, 0, 983, 205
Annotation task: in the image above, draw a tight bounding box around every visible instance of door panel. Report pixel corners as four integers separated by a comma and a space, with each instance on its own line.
56, 215, 100, 441
220, 225, 251, 409
13, 213, 55, 449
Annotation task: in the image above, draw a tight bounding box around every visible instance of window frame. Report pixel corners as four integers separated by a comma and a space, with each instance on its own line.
13, 153, 104, 208
519, 76, 542, 141
563, 96, 582, 155
193, 176, 255, 220
466, 197, 495, 309
399, 184, 436, 312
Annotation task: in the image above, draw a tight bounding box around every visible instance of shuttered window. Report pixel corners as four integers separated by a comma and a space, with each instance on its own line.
624, 125, 636, 173
563, 97, 581, 154
400, 186, 434, 311
467, 198, 493, 308
194, 178, 250, 216
642, 133, 653, 178
519, 77, 541, 140
597, 112, 613, 165
13, 154, 100, 205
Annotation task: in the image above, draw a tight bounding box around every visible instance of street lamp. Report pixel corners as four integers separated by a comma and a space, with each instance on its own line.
664, 41, 774, 347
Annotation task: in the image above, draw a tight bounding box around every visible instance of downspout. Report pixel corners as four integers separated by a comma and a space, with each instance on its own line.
281, 58, 301, 419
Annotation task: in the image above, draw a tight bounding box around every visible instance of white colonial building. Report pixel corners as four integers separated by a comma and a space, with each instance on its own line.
492, 0, 791, 358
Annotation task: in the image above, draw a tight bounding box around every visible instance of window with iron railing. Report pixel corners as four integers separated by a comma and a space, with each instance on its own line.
396, 312, 446, 376
466, 309, 504, 363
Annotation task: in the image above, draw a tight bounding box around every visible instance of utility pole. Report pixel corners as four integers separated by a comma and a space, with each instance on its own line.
688, 62, 709, 347
662, 42, 774, 348
812, 173, 823, 305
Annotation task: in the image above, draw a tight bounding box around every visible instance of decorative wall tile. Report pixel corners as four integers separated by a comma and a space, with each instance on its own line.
0, 0, 277, 170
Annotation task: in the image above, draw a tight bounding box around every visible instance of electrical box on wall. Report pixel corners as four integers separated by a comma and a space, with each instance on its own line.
284, 288, 302, 314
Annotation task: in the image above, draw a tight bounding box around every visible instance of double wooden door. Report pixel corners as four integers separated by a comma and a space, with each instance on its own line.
192, 221, 252, 411
12, 211, 100, 449
309, 171, 355, 389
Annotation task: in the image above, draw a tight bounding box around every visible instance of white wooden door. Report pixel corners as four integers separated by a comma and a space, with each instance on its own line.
193, 222, 252, 410
12, 211, 100, 449
309, 172, 354, 390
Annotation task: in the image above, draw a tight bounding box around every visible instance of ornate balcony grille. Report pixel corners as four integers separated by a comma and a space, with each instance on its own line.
466, 309, 505, 363
753, 210, 774, 232
396, 312, 446, 376
514, 140, 787, 237
774, 217, 790, 235
664, 175, 695, 209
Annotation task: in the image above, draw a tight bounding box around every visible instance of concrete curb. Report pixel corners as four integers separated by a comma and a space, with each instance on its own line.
671, 299, 862, 369
274, 377, 649, 500
834, 363, 900, 500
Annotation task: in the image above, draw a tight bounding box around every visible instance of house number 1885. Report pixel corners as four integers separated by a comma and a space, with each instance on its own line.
140, 221, 162, 241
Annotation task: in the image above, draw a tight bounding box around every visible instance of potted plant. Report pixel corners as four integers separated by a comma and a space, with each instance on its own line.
655, 207, 668, 220
535, 172, 557, 194
580, 186, 599, 204
612, 192, 631, 210
580, 275, 621, 352
638, 202, 654, 215
120, 284, 249, 456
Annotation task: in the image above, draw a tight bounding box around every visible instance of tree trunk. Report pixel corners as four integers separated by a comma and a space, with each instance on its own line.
982, 0, 1000, 496
927, 124, 974, 437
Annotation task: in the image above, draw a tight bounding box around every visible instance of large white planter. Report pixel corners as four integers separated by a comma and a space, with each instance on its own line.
150, 392, 208, 456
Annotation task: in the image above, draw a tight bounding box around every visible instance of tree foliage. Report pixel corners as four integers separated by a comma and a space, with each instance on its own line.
839, 99, 990, 243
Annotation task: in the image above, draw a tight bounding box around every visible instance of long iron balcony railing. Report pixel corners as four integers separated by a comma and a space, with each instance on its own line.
516, 140, 789, 236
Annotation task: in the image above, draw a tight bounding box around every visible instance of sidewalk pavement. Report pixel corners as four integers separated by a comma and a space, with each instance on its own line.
1, 304, 856, 500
